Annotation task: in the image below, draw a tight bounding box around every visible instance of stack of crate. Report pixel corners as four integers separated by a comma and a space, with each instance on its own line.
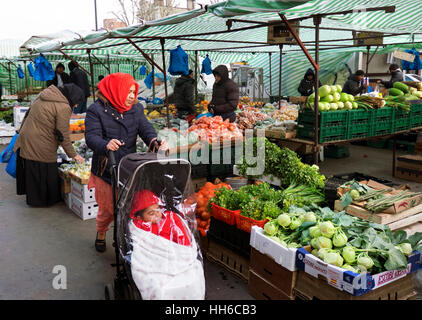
410, 102, 422, 128
70, 177, 98, 221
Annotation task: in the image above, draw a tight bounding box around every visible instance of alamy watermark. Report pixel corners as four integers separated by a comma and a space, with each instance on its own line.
52, 265, 67, 290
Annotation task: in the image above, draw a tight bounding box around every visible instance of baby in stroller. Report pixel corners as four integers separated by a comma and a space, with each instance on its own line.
128, 189, 205, 300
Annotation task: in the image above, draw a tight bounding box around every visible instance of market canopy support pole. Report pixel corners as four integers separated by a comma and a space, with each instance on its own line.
107, 54, 111, 75
151, 53, 156, 100
160, 38, 170, 128
366, 45, 371, 92
58, 49, 91, 75
127, 38, 165, 74
87, 50, 96, 99
269, 52, 272, 97
314, 16, 321, 165
24, 60, 29, 101
195, 50, 198, 104
278, 45, 283, 109
8, 62, 13, 96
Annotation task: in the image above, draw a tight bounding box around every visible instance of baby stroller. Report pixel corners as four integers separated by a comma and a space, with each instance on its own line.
104, 150, 205, 300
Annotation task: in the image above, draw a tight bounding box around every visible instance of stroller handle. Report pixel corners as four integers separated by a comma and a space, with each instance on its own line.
108, 150, 117, 168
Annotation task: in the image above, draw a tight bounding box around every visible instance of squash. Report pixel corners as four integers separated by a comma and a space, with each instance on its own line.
393, 82, 409, 94
389, 88, 404, 96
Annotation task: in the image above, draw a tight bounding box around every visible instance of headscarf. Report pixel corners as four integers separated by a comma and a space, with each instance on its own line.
59, 83, 85, 108
130, 189, 160, 219
97, 73, 139, 114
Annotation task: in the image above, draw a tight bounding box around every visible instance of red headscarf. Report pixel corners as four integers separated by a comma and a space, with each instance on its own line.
97, 73, 139, 114
130, 189, 191, 246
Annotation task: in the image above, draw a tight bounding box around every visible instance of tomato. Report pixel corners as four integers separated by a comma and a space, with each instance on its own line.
201, 211, 211, 220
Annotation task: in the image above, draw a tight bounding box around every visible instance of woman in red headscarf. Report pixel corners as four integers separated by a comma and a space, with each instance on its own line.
85, 73, 166, 252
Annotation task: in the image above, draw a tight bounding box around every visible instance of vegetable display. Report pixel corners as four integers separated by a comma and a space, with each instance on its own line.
236, 137, 325, 190
263, 204, 422, 273
187, 116, 243, 143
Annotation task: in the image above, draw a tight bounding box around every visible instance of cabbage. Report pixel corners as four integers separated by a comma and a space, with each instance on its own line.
319, 85, 332, 97
349, 95, 355, 102
318, 248, 330, 260
332, 92, 341, 102
324, 252, 344, 267
316, 236, 333, 249
277, 214, 291, 228
320, 221, 335, 238
330, 103, 338, 110
357, 253, 374, 269
398, 243, 413, 256
264, 221, 277, 236
342, 246, 356, 264
342, 264, 357, 273
289, 217, 301, 230
294, 207, 307, 215
336, 85, 342, 92
352, 102, 358, 109
311, 249, 319, 257
350, 190, 360, 200
310, 226, 321, 238
311, 238, 319, 249
330, 85, 338, 93
344, 101, 353, 110
333, 230, 348, 247
288, 242, 299, 248
304, 212, 316, 222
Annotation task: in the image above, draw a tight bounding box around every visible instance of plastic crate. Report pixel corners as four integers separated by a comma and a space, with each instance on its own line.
393, 108, 410, 121
366, 139, 388, 148
348, 109, 370, 124
235, 213, 268, 234
297, 123, 347, 143
410, 114, 422, 128
392, 117, 411, 132
410, 102, 422, 114
210, 202, 239, 225
387, 139, 416, 153
346, 122, 369, 140
298, 109, 348, 127
370, 107, 393, 122
208, 217, 251, 258
324, 145, 350, 159
369, 120, 392, 137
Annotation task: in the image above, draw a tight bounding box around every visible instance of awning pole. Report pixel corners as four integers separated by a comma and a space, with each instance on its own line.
366, 45, 370, 92
107, 54, 111, 75
195, 50, 198, 104
278, 45, 283, 109
269, 52, 272, 97
160, 38, 170, 128
8, 62, 13, 95
24, 60, 30, 101
151, 53, 156, 100
314, 16, 321, 165
91, 53, 110, 73
87, 49, 96, 99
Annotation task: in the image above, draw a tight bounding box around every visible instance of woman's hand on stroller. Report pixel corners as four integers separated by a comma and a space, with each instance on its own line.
107, 139, 125, 151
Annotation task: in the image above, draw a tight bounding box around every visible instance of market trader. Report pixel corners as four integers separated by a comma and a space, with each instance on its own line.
297, 68, 322, 96
174, 69, 195, 119
46, 63, 71, 88
376, 64, 404, 88
68, 61, 91, 114
342, 70, 367, 96
208, 65, 239, 123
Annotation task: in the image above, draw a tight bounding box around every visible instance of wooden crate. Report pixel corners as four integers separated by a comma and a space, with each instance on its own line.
294, 271, 417, 300
249, 247, 297, 298
265, 129, 297, 140
248, 270, 294, 300
334, 200, 422, 225
69, 173, 90, 185
60, 178, 71, 194
206, 238, 250, 282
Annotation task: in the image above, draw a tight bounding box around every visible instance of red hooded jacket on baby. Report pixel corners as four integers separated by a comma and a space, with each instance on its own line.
130, 190, 192, 246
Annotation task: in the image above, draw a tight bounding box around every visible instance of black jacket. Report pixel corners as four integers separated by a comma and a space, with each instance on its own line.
174, 75, 195, 113
85, 94, 157, 185
381, 70, 404, 89
46, 72, 71, 88
342, 74, 366, 96
298, 68, 322, 96
210, 65, 239, 122
70, 67, 91, 98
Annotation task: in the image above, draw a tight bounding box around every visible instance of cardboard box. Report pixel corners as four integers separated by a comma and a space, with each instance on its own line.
13, 105, 29, 129
62, 192, 72, 209
71, 195, 98, 221
337, 180, 422, 215
294, 270, 417, 300
71, 179, 95, 203
206, 238, 250, 282
61, 178, 71, 194
250, 226, 297, 272
397, 154, 422, 171
250, 247, 297, 296
395, 168, 422, 183
248, 270, 294, 300
295, 247, 421, 296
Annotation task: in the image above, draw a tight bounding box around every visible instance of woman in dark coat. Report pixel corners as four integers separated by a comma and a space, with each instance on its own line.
14, 84, 85, 206
85, 73, 164, 252
208, 65, 239, 122
298, 68, 322, 96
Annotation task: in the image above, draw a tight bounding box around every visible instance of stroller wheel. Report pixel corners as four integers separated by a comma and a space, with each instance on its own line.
105, 283, 115, 300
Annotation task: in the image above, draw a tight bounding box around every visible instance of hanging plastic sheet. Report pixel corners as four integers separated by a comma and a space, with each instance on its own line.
27, 63, 35, 78
32, 54, 55, 81
139, 65, 147, 75
201, 54, 213, 75
17, 65, 25, 79
168, 45, 189, 76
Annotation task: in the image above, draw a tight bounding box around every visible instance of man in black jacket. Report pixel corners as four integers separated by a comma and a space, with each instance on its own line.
208, 65, 239, 123
68, 61, 90, 114
342, 70, 367, 96
174, 69, 195, 119
46, 63, 70, 88
297, 68, 321, 96
377, 64, 404, 89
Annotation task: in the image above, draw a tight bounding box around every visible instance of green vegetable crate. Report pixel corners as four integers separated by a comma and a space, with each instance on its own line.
297, 123, 347, 143
298, 109, 348, 127
410, 114, 422, 128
